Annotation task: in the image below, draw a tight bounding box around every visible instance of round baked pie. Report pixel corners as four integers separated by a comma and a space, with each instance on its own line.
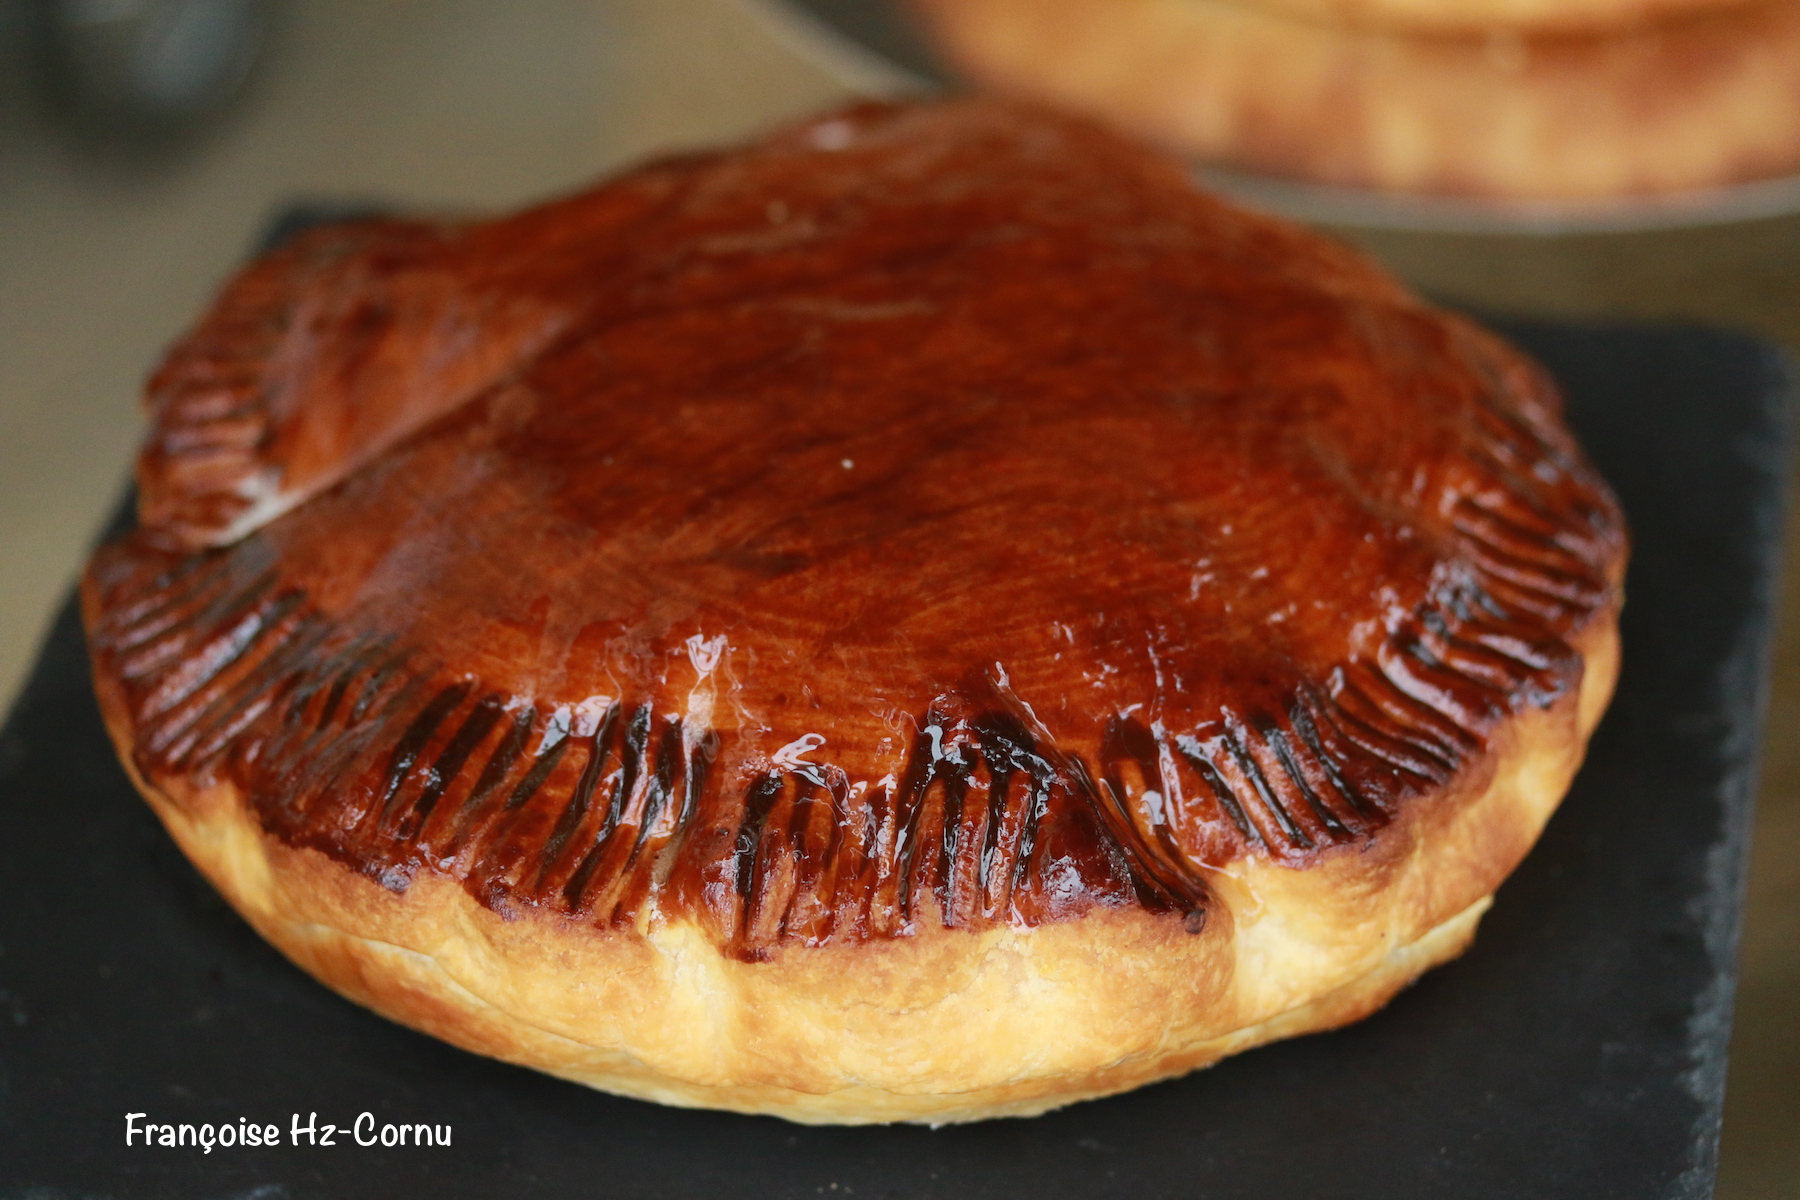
908, 0, 1800, 199
85, 99, 1626, 1125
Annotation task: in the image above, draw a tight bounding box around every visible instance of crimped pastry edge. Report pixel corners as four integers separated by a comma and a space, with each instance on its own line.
91, 600, 1618, 1124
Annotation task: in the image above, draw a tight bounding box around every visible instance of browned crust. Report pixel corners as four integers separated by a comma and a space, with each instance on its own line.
84, 104, 1627, 960
90, 603, 1616, 1123
910, 0, 1800, 198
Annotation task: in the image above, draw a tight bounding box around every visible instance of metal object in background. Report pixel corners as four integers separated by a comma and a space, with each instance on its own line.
30, 0, 274, 135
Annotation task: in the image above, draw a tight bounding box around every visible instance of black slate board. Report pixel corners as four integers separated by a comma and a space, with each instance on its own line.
0, 316, 1790, 1200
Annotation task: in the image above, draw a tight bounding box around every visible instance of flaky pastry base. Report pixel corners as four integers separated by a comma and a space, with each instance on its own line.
94, 607, 1618, 1124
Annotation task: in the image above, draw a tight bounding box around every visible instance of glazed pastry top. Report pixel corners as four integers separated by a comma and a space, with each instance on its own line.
89, 101, 1625, 957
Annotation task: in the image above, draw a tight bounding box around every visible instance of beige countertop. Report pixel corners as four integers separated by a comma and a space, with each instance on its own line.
0, 1, 1791, 1192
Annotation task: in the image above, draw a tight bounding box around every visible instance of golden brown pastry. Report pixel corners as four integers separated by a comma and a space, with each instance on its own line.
85, 99, 1625, 1124
910, 0, 1800, 199
1236, 0, 1748, 34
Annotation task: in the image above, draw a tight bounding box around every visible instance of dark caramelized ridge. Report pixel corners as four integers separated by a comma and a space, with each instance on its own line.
86, 101, 1624, 961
